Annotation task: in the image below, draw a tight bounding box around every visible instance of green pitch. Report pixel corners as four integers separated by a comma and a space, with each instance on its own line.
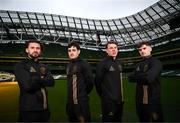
0, 77, 180, 122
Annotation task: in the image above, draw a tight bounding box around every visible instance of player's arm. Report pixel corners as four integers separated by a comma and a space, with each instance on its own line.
142, 59, 162, 84
14, 62, 42, 92
38, 64, 55, 87
82, 61, 94, 94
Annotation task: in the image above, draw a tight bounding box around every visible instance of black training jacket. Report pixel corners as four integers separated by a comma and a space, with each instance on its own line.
95, 56, 123, 104
128, 56, 162, 104
66, 58, 94, 104
14, 58, 54, 111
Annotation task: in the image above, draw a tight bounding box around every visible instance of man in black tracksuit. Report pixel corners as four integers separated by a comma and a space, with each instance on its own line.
128, 41, 164, 122
14, 40, 54, 122
95, 41, 124, 122
66, 41, 94, 122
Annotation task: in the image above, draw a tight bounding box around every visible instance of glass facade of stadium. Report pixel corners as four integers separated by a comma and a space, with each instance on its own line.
0, 0, 180, 51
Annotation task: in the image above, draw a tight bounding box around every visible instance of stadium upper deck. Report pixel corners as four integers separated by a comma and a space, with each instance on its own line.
0, 0, 180, 51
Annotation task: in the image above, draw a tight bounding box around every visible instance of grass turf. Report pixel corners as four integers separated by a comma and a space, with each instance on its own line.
0, 77, 180, 122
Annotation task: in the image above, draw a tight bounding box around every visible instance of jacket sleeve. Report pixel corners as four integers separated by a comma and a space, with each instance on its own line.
131, 72, 147, 84
131, 58, 162, 84
14, 62, 42, 92
94, 61, 104, 97
128, 64, 148, 84
140, 58, 162, 84
82, 61, 94, 95
38, 64, 55, 87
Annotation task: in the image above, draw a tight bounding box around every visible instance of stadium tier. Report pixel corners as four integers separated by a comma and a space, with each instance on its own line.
0, 0, 180, 73
0, 39, 179, 74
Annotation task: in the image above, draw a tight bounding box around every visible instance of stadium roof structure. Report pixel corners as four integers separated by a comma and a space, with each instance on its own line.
0, 0, 180, 51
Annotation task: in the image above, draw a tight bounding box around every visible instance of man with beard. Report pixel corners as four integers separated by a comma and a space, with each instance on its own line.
14, 40, 55, 122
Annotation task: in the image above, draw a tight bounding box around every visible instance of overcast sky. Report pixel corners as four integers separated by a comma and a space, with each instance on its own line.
0, 0, 159, 19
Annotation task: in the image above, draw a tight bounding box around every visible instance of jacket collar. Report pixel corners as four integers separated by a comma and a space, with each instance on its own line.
26, 56, 39, 63
107, 56, 117, 61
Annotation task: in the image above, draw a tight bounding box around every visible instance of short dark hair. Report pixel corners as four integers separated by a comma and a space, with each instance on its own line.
137, 41, 151, 48
25, 40, 44, 51
67, 41, 80, 50
105, 40, 118, 49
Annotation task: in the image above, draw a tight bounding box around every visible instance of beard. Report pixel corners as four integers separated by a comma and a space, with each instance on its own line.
28, 52, 41, 59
